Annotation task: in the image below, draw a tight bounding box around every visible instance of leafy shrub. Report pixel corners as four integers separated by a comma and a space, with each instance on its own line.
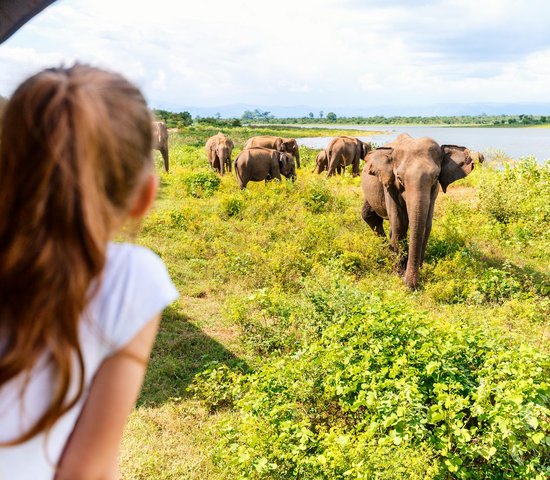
220, 194, 245, 219
182, 171, 221, 198
212, 298, 550, 479
303, 182, 333, 213
189, 362, 247, 412
224, 288, 298, 355
479, 158, 549, 228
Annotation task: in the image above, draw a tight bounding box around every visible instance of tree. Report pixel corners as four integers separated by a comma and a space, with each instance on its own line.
152, 109, 192, 128
241, 109, 274, 121
326, 112, 337, 122
319, 110, 324, 119
177, 111, 193, 127
308, 112, 314, 119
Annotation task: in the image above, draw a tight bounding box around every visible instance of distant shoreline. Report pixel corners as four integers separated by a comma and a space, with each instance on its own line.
246, 122, 550, 130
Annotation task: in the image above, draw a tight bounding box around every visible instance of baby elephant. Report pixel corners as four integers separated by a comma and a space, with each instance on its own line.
234, 147, 296, 189
312, 149, 329, 174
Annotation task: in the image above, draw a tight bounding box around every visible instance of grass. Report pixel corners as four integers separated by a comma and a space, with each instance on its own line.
120, 125, 549, 479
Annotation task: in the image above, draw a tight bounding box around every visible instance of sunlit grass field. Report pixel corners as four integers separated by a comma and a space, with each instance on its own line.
120, 125, 549, 479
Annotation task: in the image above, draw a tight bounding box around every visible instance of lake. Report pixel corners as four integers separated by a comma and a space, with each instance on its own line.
296, 125, 550, 162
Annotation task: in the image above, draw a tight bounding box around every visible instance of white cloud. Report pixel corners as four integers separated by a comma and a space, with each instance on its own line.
1, 0, 550, 111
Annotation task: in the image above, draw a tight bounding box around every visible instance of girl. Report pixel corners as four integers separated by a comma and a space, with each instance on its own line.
0, 64, 178, 479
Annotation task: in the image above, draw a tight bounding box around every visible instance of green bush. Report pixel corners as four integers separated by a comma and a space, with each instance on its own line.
303, 182, 334, 213
210, 298, 550, 479
182, 171, 221, 198
479, 158, 549, 229
220, 194, 245, 219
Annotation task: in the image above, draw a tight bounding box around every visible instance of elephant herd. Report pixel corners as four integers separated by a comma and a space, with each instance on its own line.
205, 133, 299, 189
156, 122, 485, 289
313, 136, 372, 176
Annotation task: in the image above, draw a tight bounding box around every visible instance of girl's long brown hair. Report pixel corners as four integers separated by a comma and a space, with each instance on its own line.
0, 64, 153, 445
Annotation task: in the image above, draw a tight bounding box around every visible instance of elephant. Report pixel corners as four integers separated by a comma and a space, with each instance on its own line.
205, 132, 234, 175
234, 147, 296, 189
312, 149, 329, 173
152, 120, 169, 172
361, 134, 484, 289
244, 135, 301, 168
326, 136, 372, 176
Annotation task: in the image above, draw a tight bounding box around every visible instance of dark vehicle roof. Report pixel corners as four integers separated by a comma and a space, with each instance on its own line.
0, 0, 56, 43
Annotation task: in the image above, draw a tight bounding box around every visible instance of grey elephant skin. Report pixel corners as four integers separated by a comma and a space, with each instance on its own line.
361, 133, 483, 289
326, 136, 371, 176
244, 135, 301, 169
206, 132, 234, 175
152, 121, 169, 172
234, 147, 296, 189
313, 149, 329, 173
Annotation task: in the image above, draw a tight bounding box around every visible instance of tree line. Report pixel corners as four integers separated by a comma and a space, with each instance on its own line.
247, 112, 550, 126
152, 107, 550, 128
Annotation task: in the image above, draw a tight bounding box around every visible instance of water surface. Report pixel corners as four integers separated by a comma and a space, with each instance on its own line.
296, 125, 550, 162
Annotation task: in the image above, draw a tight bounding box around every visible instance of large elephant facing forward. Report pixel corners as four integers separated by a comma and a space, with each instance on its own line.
361, 134, 484, 289
326, 136, 371, 176
206, 132, 234, 175
152, 120, 169, 172
244, 135, 301, 168
234, 147, 296, 189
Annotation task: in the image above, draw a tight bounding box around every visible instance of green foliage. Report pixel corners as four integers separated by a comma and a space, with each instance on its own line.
197, 117, 242, 127
219, 194, 245, 219
126, 125, 550, 480
189, 362, 247, 412
241, 113, 550, 127
182, 171, 221, 198
209, 298, 550, 479
153, 109, 192, 128
303, 182, 334, 213
242, 109, 274, 121
479, 158, 550, 228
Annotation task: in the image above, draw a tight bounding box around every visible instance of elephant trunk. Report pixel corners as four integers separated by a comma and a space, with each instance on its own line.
218, 148, 229, 174
404, 189, 431, 289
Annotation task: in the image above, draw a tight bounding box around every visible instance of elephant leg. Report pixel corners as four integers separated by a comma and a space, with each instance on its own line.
352, 158, 360, 177
327, 154, 340, 177
419, 196, 436, 267
361, 200, 385, 237
161, 147, 169, 172
389, 212, 408, 274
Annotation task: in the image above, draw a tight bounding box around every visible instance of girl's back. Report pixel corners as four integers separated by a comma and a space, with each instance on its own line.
0, 65, 178, 479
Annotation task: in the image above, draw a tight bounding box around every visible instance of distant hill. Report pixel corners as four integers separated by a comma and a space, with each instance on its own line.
159, 102, 550, 119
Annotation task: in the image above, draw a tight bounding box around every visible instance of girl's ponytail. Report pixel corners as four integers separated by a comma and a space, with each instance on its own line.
0, 64, 153, 444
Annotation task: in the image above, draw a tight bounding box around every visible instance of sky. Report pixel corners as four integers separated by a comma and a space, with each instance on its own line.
2, 0, 550, 115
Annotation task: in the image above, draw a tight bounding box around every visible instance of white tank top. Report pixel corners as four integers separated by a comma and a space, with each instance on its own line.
0, 243, 178, 479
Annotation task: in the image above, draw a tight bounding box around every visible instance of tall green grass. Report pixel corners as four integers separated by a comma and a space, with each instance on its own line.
122, 126, 549, 479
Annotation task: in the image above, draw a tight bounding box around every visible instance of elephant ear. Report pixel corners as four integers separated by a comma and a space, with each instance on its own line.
439, 145, 474, 193
365, 147, 395, 188
282, 139, 297, 154
361, 141, 372, 159
278, 151, 288, 169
